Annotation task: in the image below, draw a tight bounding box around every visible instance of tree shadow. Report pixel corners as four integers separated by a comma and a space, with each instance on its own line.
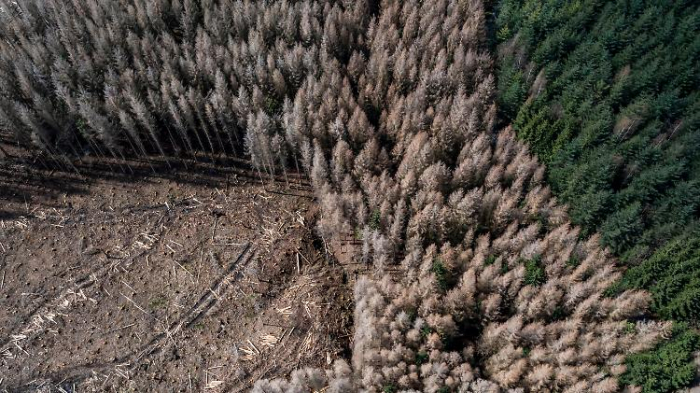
0, 151, 89, 220
0, 140, 310, 220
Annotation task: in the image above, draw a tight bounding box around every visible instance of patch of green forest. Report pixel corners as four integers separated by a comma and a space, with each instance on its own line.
494, 0, 700, 390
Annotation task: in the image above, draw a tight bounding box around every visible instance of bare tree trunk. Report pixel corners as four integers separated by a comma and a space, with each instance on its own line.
281, 165, 290, 189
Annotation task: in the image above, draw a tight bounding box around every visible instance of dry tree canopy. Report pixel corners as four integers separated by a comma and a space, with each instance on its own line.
0, 0, 671, 392
0, 0, 368, 173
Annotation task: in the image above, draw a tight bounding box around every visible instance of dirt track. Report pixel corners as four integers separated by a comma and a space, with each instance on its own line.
0, 147, 356, 392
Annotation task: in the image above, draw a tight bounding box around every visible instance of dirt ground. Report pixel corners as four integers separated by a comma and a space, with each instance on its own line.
0, 143, 358, 392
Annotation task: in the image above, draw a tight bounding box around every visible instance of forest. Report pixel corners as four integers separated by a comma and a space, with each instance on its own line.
495, 0, 700, 390
0, 0, 697, 391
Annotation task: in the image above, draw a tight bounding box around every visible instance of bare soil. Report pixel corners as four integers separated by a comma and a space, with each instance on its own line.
0, 144, 358, 392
